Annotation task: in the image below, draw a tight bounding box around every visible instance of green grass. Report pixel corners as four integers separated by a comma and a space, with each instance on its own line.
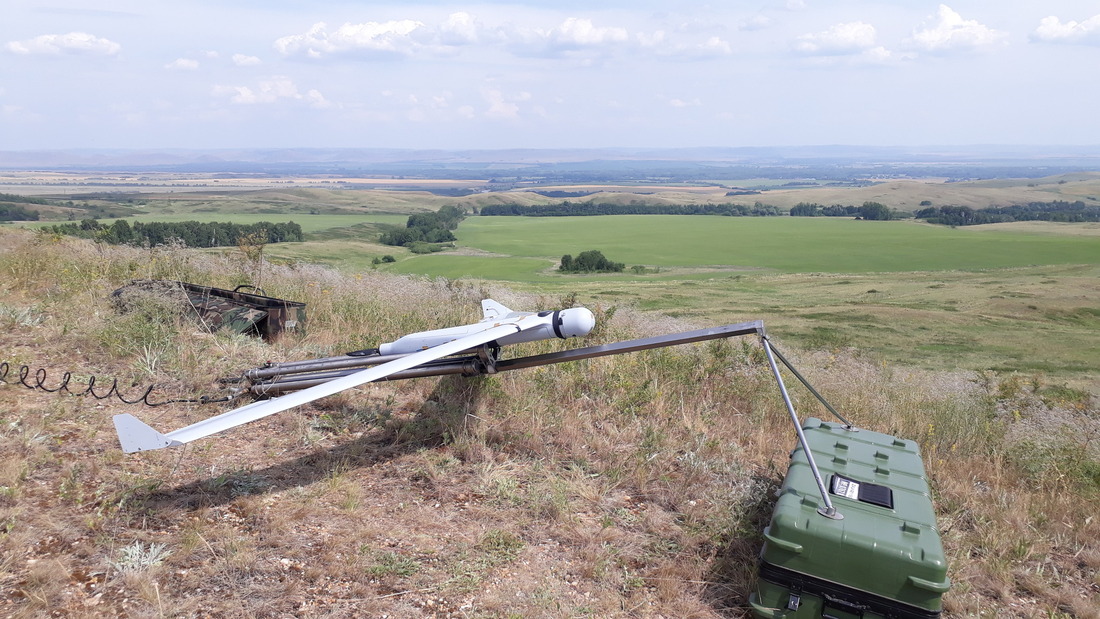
387, 216, 1100, 281
264, 240, 407, 271
389, 254, 552, 280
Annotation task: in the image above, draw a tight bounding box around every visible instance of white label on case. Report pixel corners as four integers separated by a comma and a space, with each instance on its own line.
832, 476, 860, 500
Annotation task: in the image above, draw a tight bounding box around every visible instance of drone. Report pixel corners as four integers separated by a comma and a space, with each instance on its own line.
113, 298, 848, 512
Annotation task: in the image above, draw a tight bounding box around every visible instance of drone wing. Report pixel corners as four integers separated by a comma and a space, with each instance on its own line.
114, 321, 529, 453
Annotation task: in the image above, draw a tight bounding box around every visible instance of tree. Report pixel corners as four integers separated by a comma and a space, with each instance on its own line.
790, 202, 822, 217
381, 206, 465, 248
105, 219, 133, 244
858, 201, 893, 221
559, 250, 625, 273
822, 204, 859, 217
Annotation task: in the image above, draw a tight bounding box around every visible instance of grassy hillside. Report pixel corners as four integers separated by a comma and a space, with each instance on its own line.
735, 173, 1100, 211
502, 172, 1100, 212
1, 227, 1097, 617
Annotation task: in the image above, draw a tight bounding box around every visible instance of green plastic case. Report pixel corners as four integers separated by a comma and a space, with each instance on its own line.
750, 418, 950, 618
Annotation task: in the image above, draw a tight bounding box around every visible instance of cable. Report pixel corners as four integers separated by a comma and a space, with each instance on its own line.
0, 361, 241, 407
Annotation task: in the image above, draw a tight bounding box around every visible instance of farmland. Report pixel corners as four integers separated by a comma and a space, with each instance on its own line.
393, 216, 1100, 278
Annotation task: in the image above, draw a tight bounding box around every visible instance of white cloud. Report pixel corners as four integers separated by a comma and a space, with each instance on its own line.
1032, 14, 1100, 44
669, 98, 701, 108
642, 30, 731, 59
233, 53, 262, 66
5, 32, 120, 56
305, 89, 331, 109
636, 30, 667, 48
527, 17, 629, 56
551, 18, 629, 48
214, 76, 327, 107
794, 21, 877, 55
484, 89, 521, 119
862, 46, 896, 63
440, 12, 480, 45
165, 58, 199, 70
698, 36, 732, 56
741, 15, 773, 31
911, 5, 1006, 52
270, 13, 736, 64
274, 20, 426, 59
668, 36, 732, 59
503, 17, 629, 57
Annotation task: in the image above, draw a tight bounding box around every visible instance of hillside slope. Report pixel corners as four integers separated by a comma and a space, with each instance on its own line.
0, 228, 1097, 617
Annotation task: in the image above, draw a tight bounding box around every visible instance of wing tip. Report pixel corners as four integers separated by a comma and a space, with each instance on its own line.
113, 413, 181, 453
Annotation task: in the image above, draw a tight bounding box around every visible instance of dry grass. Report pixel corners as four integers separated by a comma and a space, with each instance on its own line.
1, 226, 1097, 617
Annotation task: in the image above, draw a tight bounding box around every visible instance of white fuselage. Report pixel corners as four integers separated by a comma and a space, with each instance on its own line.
378, 305, 595, 356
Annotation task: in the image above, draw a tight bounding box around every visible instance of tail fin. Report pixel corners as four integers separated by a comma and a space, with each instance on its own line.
481, 299, 513, 321
113, 414, 181, 453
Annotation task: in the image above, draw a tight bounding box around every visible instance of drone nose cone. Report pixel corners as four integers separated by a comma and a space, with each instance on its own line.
558, 307, 596, 338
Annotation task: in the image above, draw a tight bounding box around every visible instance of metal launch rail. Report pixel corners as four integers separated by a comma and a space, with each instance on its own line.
235, 319, 849, 520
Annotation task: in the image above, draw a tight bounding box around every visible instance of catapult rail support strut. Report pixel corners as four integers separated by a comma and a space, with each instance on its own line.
762, 334, 841, 520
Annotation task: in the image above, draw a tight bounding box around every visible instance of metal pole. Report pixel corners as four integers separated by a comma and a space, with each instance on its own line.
765, 342, 854, 429
761, 335, 841, 520
244, 352, 413, 380
495, 321, 765, 372
249, 359, 483, 396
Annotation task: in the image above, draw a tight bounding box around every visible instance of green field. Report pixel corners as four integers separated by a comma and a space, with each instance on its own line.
388, 216, 1100, 281
377, 216, 1100, 391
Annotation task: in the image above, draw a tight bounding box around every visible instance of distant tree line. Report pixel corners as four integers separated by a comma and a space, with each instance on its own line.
915, 201, 1100, 226
0, 202, 40, 221
0, 192, 51, 205
43, 219, 303, 247
789, 201, 895, 220
560, 250, 625, 273
481, 201, 782, 217
379, 205, 466, 251
0, 193, 50, 221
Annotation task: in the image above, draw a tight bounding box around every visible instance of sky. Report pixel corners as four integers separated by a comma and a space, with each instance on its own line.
2, 0, 1099, 151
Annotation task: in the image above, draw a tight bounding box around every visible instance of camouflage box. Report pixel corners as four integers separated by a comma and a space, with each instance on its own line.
179, 282, 305, 339
113, 280, 305, 340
